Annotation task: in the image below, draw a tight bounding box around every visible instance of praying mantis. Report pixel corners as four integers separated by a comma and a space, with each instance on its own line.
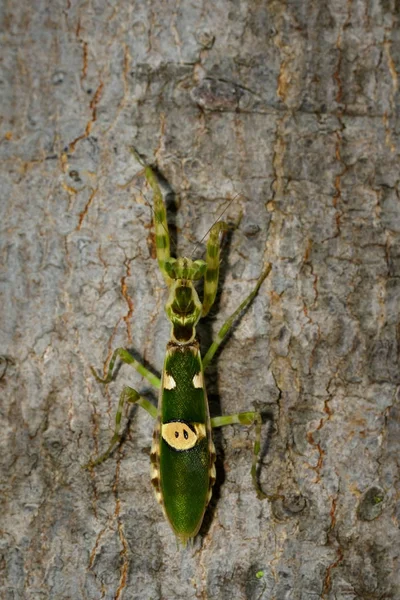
86, 150, 271, 544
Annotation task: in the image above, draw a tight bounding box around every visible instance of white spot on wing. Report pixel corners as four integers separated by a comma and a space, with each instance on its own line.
192, 372, 203, 388
163, 373, 176, 390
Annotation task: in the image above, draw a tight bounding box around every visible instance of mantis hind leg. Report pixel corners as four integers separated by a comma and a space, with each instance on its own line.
205, 266, 272, 498
211, 411, 265, 500
85, 386, 157, 469
202, 264, 271, 370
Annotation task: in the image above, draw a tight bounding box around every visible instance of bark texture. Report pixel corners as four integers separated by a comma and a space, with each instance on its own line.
1, 1, 400, 599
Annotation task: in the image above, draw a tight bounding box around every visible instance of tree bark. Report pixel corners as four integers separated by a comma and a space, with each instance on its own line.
1, 1, 399, 599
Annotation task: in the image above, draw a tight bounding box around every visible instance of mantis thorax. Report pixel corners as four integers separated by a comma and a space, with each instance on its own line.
164, 257, 205, 344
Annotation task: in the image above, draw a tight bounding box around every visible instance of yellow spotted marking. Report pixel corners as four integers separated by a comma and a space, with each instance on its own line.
210, 462, 216, 480
153, 488, 162, 503
163, 373, 176, 390
192, 372, 203, 389
161, 421, 206, 451
195, 423, 206, 438
150, 417, 163, 506
150, 462, 158, 480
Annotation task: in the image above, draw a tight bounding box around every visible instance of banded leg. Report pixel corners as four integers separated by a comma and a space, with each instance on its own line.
202, 264, 271, 370
131, 148, 171, 284
202, 221, 229, 317
85, 386, 157, 469
211, 411, 265, 499
91, 347, 161, 389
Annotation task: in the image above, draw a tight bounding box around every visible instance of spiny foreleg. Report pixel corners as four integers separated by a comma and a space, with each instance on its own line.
131, 148, 171, 284
202, 221, 229, 317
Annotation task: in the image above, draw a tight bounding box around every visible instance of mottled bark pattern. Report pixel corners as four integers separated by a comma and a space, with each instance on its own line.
1, 1, 399, 599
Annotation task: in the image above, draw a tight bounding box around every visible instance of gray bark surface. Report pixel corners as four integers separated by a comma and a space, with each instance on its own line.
1, 1, 399, 599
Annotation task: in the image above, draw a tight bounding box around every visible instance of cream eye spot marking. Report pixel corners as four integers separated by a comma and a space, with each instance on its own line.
161, 421, 206, 451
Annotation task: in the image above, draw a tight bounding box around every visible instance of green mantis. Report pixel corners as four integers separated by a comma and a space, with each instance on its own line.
87, 150, 271, 544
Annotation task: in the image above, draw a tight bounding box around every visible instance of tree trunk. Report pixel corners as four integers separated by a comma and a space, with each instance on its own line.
1, 1, 399, 599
